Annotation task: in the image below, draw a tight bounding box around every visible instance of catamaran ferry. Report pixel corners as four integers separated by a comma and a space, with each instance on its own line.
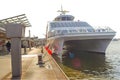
46, 7, 116, 61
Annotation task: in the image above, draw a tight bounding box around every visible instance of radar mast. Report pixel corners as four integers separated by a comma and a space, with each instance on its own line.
57, 5, 69, 15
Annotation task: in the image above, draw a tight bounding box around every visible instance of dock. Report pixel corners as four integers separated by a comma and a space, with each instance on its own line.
0, 48, 69, 80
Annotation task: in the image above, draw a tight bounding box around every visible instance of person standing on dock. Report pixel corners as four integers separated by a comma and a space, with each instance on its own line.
41, 46, 44, 53
5, 41, 11, 53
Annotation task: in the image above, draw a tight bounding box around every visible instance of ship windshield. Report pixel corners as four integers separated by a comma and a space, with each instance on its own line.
62, 17, 73, 21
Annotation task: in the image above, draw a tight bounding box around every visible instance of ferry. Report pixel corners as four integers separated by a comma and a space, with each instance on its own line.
46, 7, 116, 61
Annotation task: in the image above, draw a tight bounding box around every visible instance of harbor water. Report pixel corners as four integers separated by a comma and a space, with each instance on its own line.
59, 40, 120, 80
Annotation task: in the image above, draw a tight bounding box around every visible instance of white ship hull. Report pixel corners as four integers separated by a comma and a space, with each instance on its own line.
64, 39, 112, 54
47, 32, 115, 56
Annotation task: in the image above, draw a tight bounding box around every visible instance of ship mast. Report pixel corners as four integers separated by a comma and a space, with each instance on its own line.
57, 5, 69, 15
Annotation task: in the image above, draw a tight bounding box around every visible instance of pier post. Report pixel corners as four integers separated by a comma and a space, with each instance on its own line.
6, 23, 25, 77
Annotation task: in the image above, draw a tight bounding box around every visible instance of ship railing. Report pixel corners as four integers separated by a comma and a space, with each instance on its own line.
48, 27, 115, 37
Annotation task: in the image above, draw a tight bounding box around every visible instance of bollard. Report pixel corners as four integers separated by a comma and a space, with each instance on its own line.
38, 53, 44, 67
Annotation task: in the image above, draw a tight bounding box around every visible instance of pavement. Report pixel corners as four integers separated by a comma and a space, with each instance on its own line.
0, 48, 69, 80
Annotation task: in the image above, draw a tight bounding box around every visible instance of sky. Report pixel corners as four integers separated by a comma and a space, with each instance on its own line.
0, 0, 120, 38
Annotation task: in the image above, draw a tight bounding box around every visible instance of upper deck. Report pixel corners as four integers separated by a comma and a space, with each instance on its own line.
46, 7, 116, 38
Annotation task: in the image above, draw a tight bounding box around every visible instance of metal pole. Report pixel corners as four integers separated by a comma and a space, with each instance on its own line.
29, 30, 31, 50
59, 39, 64, 63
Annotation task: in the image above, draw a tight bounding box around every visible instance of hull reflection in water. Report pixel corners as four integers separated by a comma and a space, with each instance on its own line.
63, 52, 107, 74
56, 41, 120, 80
58, 50, 114, 80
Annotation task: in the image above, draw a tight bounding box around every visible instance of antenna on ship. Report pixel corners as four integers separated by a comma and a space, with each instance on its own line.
57, 5, 69, 15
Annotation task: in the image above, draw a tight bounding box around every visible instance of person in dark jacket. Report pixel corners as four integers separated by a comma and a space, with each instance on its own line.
6, 41, 11, 53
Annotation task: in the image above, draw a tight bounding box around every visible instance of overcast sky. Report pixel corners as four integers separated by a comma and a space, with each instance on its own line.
0, 0, 120, 38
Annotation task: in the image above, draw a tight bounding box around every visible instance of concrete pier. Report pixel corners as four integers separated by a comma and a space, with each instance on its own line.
0, 48, 69, 80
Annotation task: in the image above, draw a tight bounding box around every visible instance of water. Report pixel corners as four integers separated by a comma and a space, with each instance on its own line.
60, 41, 120, 80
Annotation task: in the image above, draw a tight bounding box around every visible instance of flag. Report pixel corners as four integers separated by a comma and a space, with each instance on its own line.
44, 45, 52, 55
45, 45, 49, 50
47, 49, 52, 55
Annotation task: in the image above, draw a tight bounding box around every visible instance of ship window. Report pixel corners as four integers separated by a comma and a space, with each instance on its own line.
80, 22, 85, 26
74, 22, 77, 27
78, 22, 92, 27
75, 22, 79, 27
53, 23, 56, 27
61, 23, 65, 27
79, 23, 82, 26
54, 23, 60, 27
69, 30, 77, 33
50, 23, 55, 27
79, 29, 87, 32
69, 22, 73, 27
61, 30, 68, 34
55, 18, 61, 21
72, 30, 77, 32
67, 22, 71, 27
57, 30, 61, 34
61, 17, 72, 21
62, 17, 67, 20
64, 23, 68, 27
79, 29, 82, 32
67, 17, 72, 20
69, 30, 72, 33
87, 29, 93, 32
70, 22, 73, 27
64, 22, 69, 27
73, 22, 77, 27
54, 23, 57, 27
